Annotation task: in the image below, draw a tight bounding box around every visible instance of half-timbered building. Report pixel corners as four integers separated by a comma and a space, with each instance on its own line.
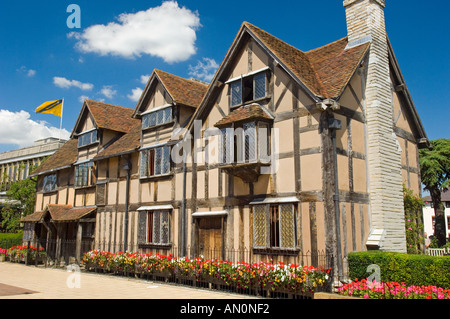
23, 0, 429, 280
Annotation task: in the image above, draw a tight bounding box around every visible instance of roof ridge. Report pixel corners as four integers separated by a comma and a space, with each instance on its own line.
155, 69, 208, 87
243, 21, 326, 97
85, 99, 133, 111
305, 36, 349, 54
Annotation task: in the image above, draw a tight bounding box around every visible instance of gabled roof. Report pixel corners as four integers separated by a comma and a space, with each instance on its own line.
133, 69, 208, 117
29, 139, 78, 177
244, 22, 370, 99
21, 204, 96, 223
155, 69, 208, 108
72, 99, 136, 137
94, 122, 141, 160
186, 21, 370, 133
215, 103, 274, 127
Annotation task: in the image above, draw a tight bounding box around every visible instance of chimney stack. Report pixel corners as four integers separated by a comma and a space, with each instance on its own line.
343, 0, 407, 253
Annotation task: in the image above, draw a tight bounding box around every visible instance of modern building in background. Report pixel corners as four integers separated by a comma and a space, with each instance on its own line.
0, 137, 66, 204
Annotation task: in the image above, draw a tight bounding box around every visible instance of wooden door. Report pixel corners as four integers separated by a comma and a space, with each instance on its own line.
198, 217, 223, 260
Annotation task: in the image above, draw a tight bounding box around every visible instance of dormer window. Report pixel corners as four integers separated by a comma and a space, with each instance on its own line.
228, 68, 269, 108
142, 105, 173, 130
78, 129, 98, 148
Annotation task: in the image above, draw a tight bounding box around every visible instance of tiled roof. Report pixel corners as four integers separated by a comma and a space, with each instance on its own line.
94, 122, 141, 160
244, 22, 370, 99
305, 37, 370, 99
215, 103, 274, 127
155, 70, 208, 108
30, 139, 78, 176
48, 205, 96, 222
85, 100, 137, 133
423, 190, 450, 203
21, 210, 45, 222
21, 204, 96, 222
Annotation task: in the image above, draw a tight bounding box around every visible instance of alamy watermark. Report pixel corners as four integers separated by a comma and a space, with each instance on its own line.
66, 4, 81, 29
66, 264, 81, 289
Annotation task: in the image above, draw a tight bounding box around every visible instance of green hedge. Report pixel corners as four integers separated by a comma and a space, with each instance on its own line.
0, 231, 23, 248
348, 251, 450, 288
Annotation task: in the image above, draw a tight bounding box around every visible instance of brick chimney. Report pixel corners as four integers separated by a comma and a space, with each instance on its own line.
343, 0, 406, 253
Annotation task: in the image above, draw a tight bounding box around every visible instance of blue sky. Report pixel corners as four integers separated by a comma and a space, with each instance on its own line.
0, 0, 448, 153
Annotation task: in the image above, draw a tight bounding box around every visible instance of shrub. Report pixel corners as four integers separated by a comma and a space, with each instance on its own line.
348, 251, 450, 288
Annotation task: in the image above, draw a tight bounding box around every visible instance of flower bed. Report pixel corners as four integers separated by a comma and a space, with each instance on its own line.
6, 245, 46, 263
337, 279, 450, 299
82, 250, 331, 295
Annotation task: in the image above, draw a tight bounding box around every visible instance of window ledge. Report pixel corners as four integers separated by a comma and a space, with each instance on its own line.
138, 243, 172, 250
253, 247, 300, 256
230, 96, 271, 109
74, 185, 96, 190
42, 190, 58, 195
139, 173, 174, 182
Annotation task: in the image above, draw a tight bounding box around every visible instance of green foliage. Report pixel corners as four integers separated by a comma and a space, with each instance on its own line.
0, 231, 23, 249
0, 205, 22, 233
6, 178, 36, 217
348, 251, 450, 288
419, 139, 450, 191
403, 185, 424, 254
0, 178, 36, 233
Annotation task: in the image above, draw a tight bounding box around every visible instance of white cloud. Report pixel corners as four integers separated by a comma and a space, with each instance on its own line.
188, 57, 219, 82
79, 95, 90, 103
100, 85, 117, 99
0, 110, 70, 148
27, 69, 36, 77
69, 1, 201, 63
53, 76, 94, 91
17, 66, 36, 77
140, 74, 151, 85
127, 87, 143, 102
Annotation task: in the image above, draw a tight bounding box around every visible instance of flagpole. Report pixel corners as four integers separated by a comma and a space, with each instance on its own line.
59, 98, 64, 142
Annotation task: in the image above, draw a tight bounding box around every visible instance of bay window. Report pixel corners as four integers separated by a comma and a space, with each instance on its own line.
220, 121, 271, 164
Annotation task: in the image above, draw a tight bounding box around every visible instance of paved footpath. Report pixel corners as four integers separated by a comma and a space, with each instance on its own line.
0, 262, 259, 299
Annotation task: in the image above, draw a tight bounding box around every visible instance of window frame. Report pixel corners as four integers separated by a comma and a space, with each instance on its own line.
43, 173, 57, 193
252, 202, 297, 252
141, 106, 173, 130
229, 70, 268, 108
145, 210, 171, 245
74, 161, 96, 188
140, 145, 171, 178
220, 121, 271, 165
78, 129, 99, 148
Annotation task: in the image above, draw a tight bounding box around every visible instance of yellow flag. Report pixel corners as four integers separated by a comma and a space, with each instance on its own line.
35, 99, 63, 117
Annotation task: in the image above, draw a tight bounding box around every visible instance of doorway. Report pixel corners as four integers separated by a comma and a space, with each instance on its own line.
197, 217, 223, 260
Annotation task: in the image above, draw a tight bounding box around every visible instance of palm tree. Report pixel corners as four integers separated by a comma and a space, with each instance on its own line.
419, 139, 450, 247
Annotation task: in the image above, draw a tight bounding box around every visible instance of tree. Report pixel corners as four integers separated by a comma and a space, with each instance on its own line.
419, 139, 450, 247
0, 178, 36, 232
